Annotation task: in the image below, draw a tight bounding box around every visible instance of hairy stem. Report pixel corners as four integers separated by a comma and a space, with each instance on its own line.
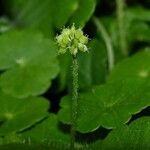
70, 56, 79, 149
116, 0, 128, 56
93, 17, 115, 72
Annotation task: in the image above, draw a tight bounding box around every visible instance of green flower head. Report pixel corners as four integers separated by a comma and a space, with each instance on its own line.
56, 24, 88, 56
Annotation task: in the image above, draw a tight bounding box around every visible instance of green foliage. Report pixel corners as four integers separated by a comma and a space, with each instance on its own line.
0, 91, 49, 136
0, 143, 66, 150
20, 114, 70, 144
101, 117, 150, 149
4, 0, 77, 37
58, 39, 108, 92
4, 0, 96, 36
78, 39, 107, 88
58, 50, 150, 132
0, 30, 59, 98
0, 17, 12, 34
100, 6, 150, 60
69, 0, 96, 27
0, 0, 150, 149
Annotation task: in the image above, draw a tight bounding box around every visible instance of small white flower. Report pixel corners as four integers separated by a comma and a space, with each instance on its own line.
56, 24, 88, 56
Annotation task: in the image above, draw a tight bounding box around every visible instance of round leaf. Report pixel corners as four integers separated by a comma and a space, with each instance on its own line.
0, 30, 59, 98
58, 50, 150, 132
0, 91, 49, 136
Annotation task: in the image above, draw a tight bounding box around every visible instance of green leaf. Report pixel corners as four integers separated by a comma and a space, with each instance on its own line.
100, 7, 150, 58
0, 138, 2, 145
58, 54, 71, 92
5, 0, 96, 36
126, 6, 150, 22
0, 91, 49, 136
89, 39, 108, 85
78, 53, 93, 89
107, 49, 150, 83
5, 0, 78, 32
58, 50, 150, 132
70, 0, 96, 27
0, 133, 23, 145
128, 21, 150, 43
20, 114, 70, 144
126, 7, 150, 44
78, 39, 107, 90
101, 117, 150, 150
0, 143, 67, 150
0, 30, 59, 98
0, 17, 12, 34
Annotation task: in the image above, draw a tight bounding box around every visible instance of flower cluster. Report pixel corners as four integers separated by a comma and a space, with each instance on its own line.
56, 25, 88, 56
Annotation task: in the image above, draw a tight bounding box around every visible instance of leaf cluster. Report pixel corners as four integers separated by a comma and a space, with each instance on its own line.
0, 0, 150, 149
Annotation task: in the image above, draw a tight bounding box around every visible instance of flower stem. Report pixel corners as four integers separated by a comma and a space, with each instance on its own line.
116, 0, 128, 56
70, 55, 79, 149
